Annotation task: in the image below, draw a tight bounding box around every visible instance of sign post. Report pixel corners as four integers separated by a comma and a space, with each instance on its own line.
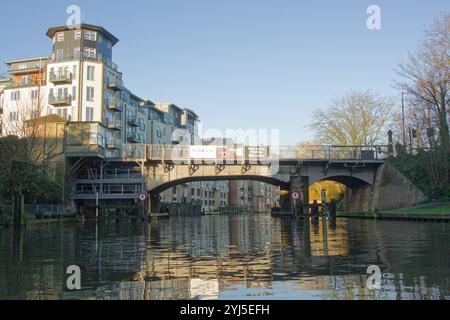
292, 192, 300, 216
321, 189, 327, 218
138, 192, 148, 220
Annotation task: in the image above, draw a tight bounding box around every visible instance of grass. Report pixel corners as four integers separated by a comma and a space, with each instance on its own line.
383, 204, 450, 215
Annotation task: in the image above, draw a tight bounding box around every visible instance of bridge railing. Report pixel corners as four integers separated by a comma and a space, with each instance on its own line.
119, 144, 390, 162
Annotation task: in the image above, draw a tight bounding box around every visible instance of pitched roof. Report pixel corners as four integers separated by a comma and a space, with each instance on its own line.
25, 114, 69, 124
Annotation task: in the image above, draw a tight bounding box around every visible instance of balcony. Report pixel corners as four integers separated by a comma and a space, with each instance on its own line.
65, 122, 106, 158
127, 116, 138, 127
106, 139, 122, 150
107, 98, 122, 112
48, 94, 72, 106
106, 118, 122, 131
107, 77, 123, 91
8, 66, 42, 75
127, 132, 139, 143
49, 70, 72, 84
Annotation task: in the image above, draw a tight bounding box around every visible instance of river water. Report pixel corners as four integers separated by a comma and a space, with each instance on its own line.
0, 215, 449, 300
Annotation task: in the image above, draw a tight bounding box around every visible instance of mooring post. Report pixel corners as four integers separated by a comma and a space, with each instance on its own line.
13, 191, 25, 229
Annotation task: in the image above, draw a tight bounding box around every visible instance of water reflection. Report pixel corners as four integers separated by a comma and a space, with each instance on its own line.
0, 215, 449, 300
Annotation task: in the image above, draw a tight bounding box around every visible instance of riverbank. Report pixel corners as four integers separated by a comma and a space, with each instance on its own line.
338, 202, 450, 222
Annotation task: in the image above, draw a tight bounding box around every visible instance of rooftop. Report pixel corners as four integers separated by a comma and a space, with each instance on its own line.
46, 23, 119, 46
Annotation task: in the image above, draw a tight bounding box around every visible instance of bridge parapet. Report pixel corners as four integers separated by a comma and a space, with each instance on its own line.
119, 144, 390, 163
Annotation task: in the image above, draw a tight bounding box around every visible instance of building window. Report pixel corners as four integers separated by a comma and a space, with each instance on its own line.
74, 30, 81, 40
83, 48, 97, 59
9, 111, 18, 121
19, 64, 27, 70
72, 65, 77, 79
84, 30, 97, 41
57, 32, 64, 42
87, 66, 95, 81
74, 48, 81, 59
56, 49, 64, 60
72, 86, 77, 100
85, 107, 94, 122
31, 89, 38, 100
10, 91, 20, 101
86, 87, 94, 101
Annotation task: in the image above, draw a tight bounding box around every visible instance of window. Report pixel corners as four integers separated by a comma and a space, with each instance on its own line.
9, 111, 18, 121
85, 107, 94, 122
10, 91, 20, 101
74, 30, 81, 40
57, 32, 64, 42
31, 89, 38, 100
98, 34, 103, 43
72, 65, 77, 79
86, 87, 94, 101
21, 75, 30, 85
19, 64, 27, 70
57, 108, 69, 120
84, 30, 97, 41
107, 40, 112, 50
72, 86, 77, 100
56, 49, 64, 60
87, 66, 95, 81
83, 48, 96, 59
74, 48, 81, 59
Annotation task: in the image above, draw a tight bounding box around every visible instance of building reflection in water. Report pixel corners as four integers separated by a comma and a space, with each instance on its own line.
0, 215, 449, 300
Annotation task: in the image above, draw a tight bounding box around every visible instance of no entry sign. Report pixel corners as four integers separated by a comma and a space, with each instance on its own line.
138, 192, 148, 202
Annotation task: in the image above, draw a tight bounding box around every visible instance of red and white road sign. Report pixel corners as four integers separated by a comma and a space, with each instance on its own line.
292, 192, 300, 200
138, 192, 148, 202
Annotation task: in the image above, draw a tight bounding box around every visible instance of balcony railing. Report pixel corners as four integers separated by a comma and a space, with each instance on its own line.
49, 70, 72, 84
48, 94, 72, 106
106, 139, 122, 150
127, 117, 138, 127
106, 119, 122, 130
50, 53, 119, 71
107, 98, 122, 112
107, 77, 123, 91
127, 133, 139, 143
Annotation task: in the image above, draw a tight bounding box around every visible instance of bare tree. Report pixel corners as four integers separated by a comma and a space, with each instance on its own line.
395, 13, 450, 152
308, 90, 396, 146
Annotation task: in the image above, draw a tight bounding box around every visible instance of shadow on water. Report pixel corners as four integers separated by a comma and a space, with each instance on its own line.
0, 215, 449, 300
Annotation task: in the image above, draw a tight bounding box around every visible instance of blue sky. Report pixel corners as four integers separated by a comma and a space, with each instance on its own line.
1, 0, 448, 144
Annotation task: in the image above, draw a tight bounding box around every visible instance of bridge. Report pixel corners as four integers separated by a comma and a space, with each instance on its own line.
64, 143, 424, 214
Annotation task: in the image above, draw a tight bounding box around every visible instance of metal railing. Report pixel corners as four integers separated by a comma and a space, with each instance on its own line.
107, 98, 122, 111
117, 144, 389, 162
49, 70, 73, 83
48, 94, 72, 106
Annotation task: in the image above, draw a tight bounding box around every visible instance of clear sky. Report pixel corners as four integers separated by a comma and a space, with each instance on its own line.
0, 0, 448, 145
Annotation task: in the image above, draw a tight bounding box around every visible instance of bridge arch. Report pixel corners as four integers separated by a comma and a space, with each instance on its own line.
149, 175, 287, 195
310, 175, 372, 189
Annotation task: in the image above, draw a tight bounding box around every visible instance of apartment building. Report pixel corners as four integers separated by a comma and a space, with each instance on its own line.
160, 181, 229, 213
228, 180, 277, 212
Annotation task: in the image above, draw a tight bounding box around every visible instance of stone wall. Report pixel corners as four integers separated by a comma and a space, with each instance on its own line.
342, 161, 426, 212
370, 161, 426, 211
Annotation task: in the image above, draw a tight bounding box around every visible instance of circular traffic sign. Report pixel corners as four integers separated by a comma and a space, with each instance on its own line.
139, 192, 148, 202
292, 192, 300, 200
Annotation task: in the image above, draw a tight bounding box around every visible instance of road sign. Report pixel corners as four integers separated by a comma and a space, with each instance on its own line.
138, 192, 148, 202
292, 192, 300, 200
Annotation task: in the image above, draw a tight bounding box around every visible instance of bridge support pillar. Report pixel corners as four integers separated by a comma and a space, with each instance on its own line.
290, 176, 309, 215
150, 193, 162, 214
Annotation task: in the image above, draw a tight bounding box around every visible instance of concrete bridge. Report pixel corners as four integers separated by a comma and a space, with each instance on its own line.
67, 144, 425, 213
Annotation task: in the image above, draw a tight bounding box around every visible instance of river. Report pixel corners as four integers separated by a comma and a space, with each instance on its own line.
0, 215, 449, 300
